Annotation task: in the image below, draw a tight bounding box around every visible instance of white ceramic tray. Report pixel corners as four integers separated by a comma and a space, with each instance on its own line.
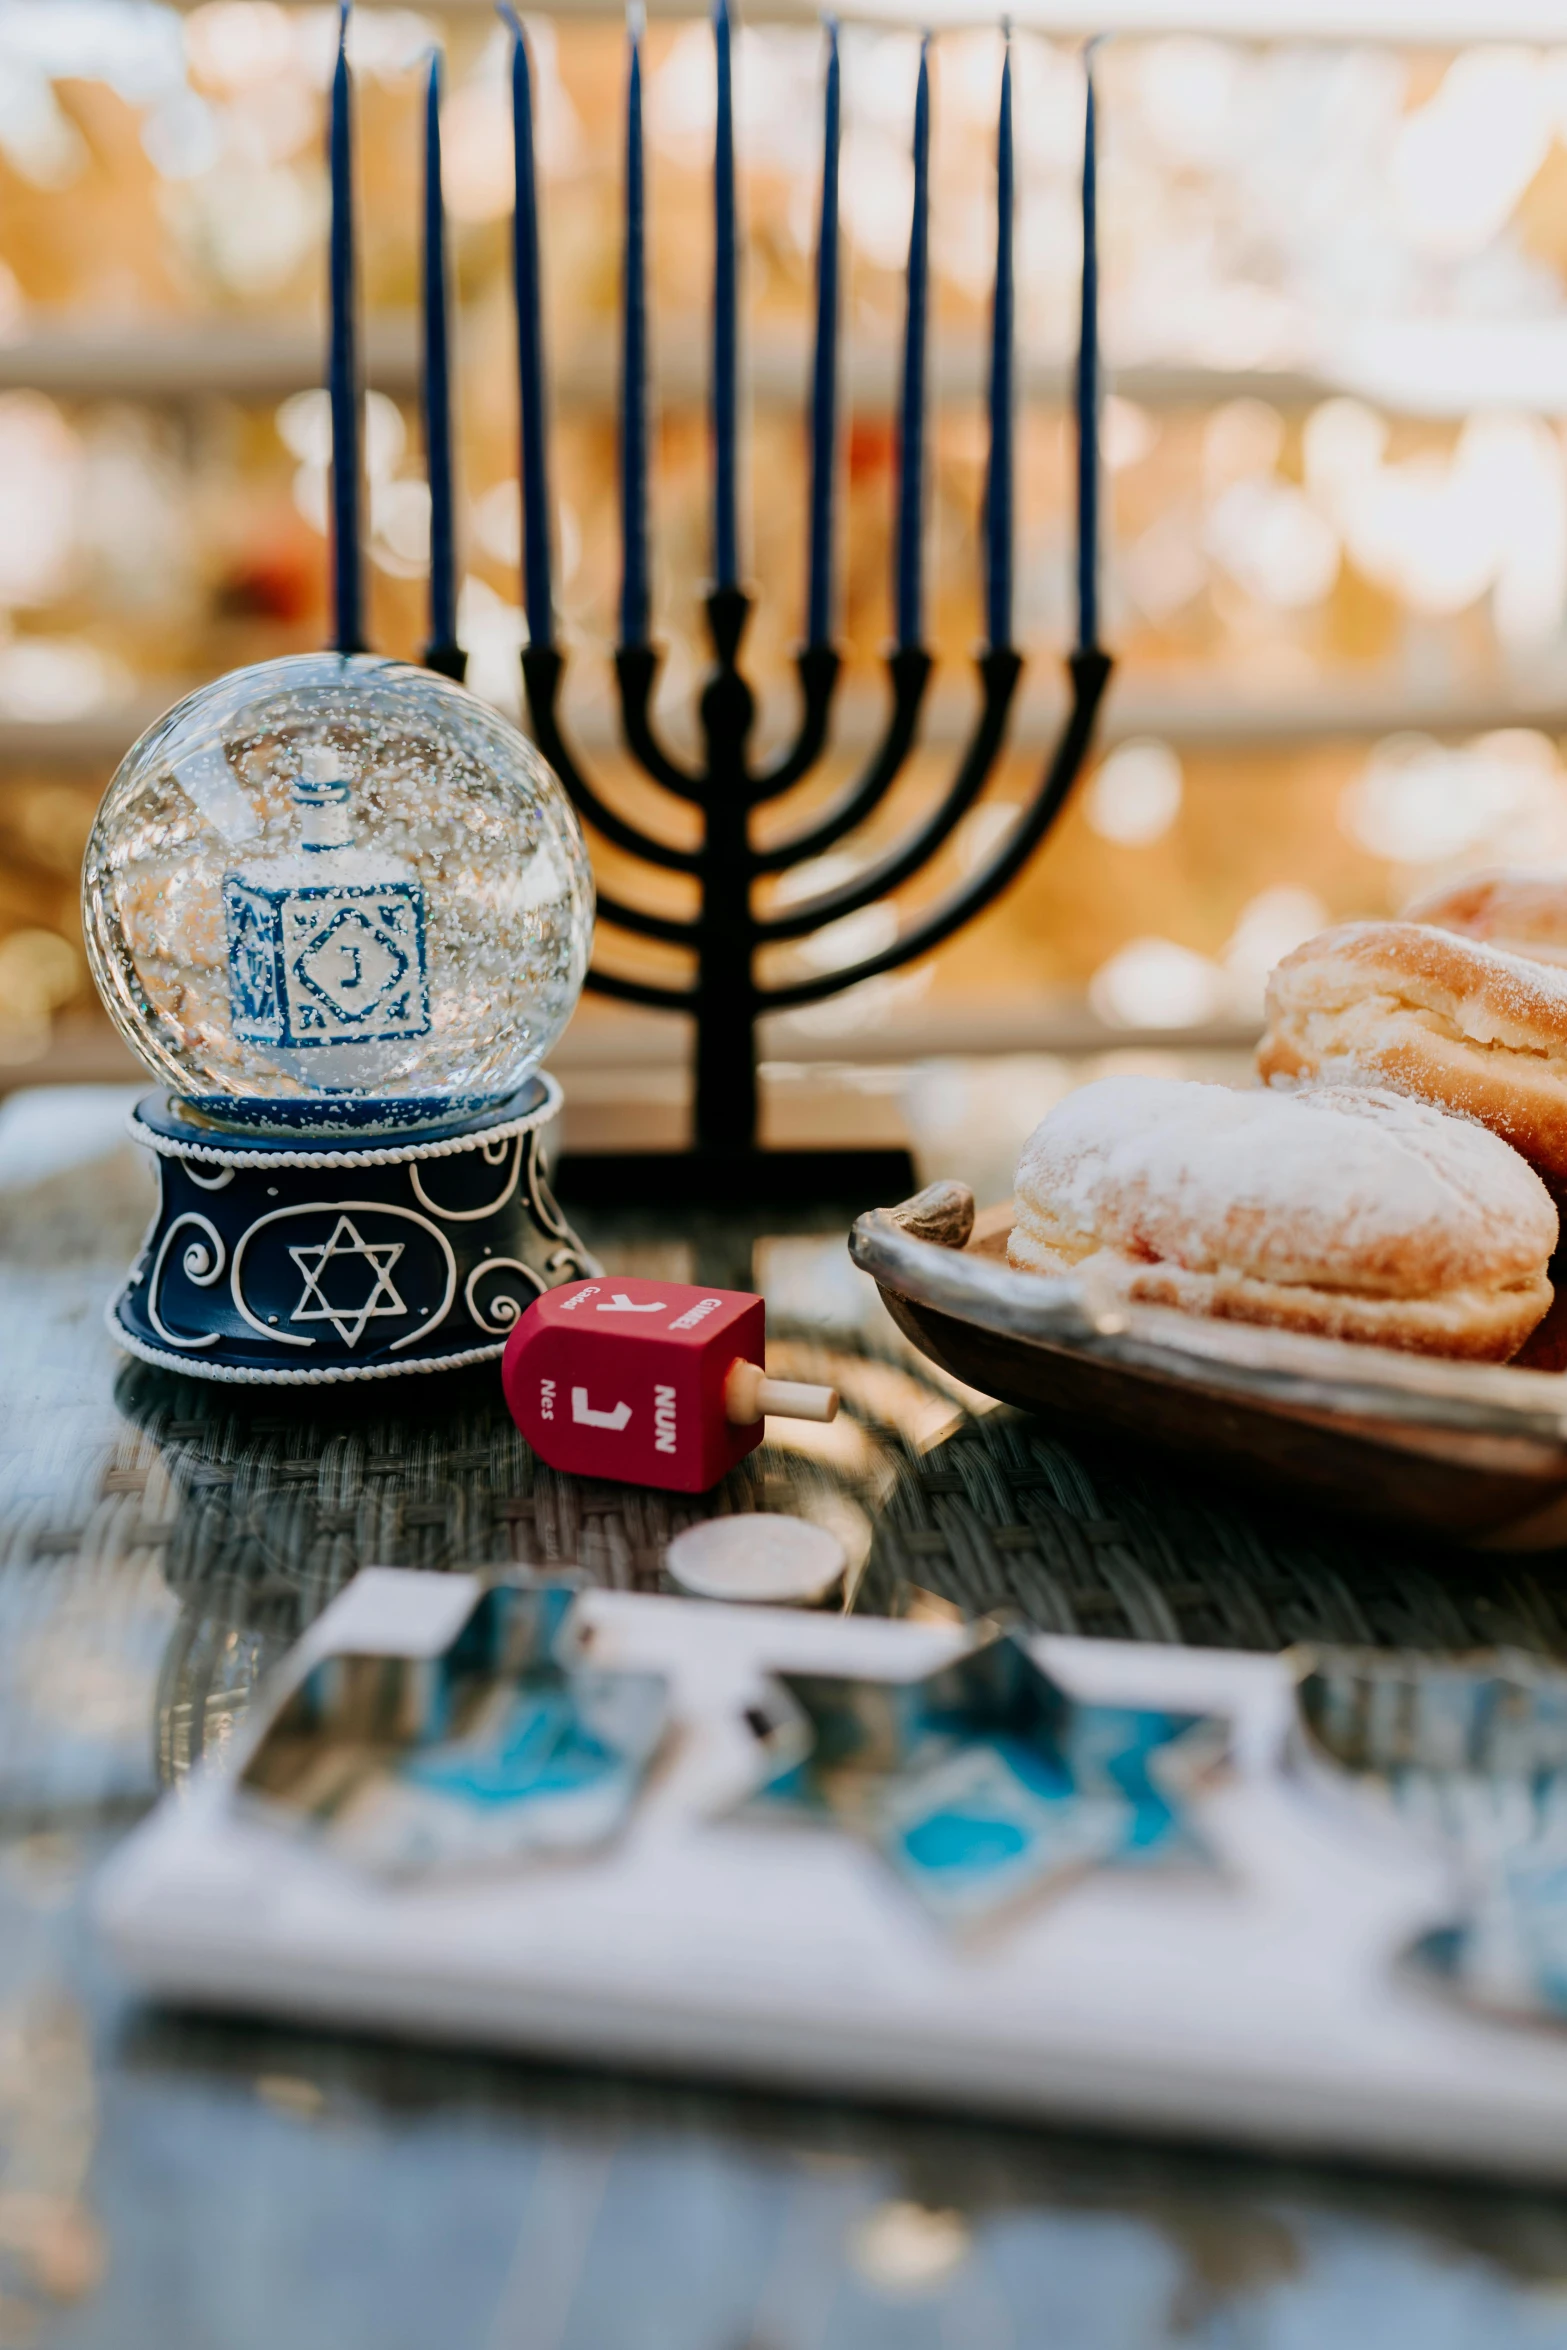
95, 1571, 1567, 2183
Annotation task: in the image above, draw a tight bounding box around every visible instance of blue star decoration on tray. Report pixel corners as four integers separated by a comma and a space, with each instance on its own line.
1294, 1646, 1567, 2033
742, 1624, 1228, 1933
239, 1581, 669, 1879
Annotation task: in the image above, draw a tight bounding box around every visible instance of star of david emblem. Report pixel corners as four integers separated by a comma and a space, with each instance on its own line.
288, 1215, 408, 1347
294, 906, 411, 1025
743, 1623, 1227, 1933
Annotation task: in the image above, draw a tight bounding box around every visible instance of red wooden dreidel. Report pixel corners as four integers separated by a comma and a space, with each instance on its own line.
501, 1277, 839, 1493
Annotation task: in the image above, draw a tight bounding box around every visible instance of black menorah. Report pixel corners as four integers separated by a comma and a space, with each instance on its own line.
528, 28, 1113, 1209
531, 612, 1111, 1210
401, 13, 1114, 1210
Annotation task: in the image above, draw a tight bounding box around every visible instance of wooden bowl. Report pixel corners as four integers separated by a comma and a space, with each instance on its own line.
849, 1183, 1567, 1552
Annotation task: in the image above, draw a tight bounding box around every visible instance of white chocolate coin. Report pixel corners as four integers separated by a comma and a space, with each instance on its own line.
664, 1513, 846, 1606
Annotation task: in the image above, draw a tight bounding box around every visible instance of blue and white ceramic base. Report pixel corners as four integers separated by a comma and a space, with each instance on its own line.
111, 1077, 599, 1384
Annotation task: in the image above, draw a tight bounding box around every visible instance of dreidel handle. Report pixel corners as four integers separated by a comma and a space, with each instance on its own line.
724, 1359, 839, 1428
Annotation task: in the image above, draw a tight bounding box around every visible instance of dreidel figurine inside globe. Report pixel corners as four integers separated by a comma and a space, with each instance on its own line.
223, 741, 431, 1079
503, 1279, 839, 1493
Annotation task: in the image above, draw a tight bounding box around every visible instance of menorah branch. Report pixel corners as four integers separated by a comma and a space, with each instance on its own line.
750, 647, 933, 870
750, 645, 840, 800
423, 641, 468, 684
523, 644, 701, 877
594, 892, 697, 945
759, 648, 1112, 1013
583, 965, 693, 1012
756, 647, 1023, 943
616, 646, 706, 803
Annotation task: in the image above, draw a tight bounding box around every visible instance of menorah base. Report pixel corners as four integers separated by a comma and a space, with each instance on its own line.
553, 1145, 917, 1214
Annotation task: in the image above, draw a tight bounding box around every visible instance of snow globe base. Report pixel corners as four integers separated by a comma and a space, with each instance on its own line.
111, 1077, 599, 1385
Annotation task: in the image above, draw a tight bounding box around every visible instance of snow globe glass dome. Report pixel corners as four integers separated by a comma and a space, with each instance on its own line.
84, 652, 594, 1138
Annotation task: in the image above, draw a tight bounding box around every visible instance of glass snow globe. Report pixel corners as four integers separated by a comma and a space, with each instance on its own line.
84, 652, 594, 1137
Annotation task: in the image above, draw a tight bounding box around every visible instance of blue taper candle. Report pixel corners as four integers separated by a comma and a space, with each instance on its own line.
1075, 48, 1100, 654
503, 4, 553, 649
894, 36, 931, 652
805, 19, 840, 649
712, 0, 739, 590
328, 0, 364, 654
984, 37, 1014, 652
422, 48, 457, 658
620, 8, 650, 645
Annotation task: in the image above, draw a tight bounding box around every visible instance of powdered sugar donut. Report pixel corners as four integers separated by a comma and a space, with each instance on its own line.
1257, 920, 1567, 1186
1406, 869, 1567, 968
1007, 1075, 1556, 1361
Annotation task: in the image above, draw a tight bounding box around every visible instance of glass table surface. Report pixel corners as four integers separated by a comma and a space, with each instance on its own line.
8, 1085, 1567, 2350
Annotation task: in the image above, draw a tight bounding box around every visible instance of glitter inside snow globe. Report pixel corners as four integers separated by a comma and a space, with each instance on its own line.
91, 654, 600, 1384
86, 651, 593, 1132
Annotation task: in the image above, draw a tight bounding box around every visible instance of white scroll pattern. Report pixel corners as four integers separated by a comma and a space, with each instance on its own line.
146, 1213, 227, 1350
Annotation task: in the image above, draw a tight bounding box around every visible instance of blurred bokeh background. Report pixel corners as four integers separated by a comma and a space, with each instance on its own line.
5, 4, 1567, 1182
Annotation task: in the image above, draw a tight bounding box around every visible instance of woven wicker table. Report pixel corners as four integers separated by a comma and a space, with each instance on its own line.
8, 1088, 1567, 2346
